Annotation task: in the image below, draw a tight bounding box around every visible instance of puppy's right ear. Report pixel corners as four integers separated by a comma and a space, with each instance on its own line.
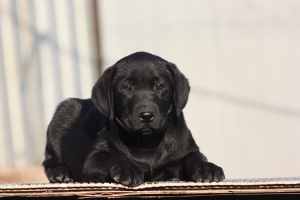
91, 66, 115, 121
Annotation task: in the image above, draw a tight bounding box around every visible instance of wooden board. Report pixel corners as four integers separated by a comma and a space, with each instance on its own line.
1, 177, 300, 198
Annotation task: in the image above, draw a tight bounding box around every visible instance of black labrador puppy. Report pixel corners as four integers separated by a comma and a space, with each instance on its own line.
43, 52, 225, 186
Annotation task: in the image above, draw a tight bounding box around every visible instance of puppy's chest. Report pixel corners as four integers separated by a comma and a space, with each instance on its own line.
131, 149, 182, 171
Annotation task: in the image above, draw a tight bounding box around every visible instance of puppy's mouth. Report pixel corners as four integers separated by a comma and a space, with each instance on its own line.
116, 117, 153, 135
140, 128, 152, 136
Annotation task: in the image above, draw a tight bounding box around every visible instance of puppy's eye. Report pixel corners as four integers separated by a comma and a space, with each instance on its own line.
157, 83, 165, 90
123, 85, 132, 91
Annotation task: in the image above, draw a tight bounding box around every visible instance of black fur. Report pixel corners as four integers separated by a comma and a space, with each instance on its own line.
43, 52, 225, 186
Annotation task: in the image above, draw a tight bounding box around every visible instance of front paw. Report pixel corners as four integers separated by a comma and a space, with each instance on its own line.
189, 162, 225, 183
110, 164, 144, 186
45, 166, 73, 183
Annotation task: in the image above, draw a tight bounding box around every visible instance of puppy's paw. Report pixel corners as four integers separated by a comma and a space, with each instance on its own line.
110, 164, 143, 186
189, 162, 225, 183
45, 166, 73, 183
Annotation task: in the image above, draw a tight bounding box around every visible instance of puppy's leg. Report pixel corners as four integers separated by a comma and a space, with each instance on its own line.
82, 151, 144, 186
43, 98, 84, 183
184, 152, 225, 183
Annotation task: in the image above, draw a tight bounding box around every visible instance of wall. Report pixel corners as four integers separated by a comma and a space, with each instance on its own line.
0, 0, 299, 180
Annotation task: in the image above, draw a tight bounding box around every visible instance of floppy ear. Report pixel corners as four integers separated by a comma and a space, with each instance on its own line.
167, 63, 190, 118
91, 66, 115, 121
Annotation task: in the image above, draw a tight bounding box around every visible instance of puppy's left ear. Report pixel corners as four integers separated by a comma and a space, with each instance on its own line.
167, 63, 190, 118
91, 66, 115, 121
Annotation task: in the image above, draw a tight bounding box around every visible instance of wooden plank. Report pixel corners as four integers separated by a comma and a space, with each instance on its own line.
0, 178, 300, 198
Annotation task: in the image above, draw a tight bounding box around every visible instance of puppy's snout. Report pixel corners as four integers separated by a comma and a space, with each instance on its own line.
139, 112, 154, 123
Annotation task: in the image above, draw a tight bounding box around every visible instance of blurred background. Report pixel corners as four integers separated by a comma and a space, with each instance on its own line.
0, 0, 300, 183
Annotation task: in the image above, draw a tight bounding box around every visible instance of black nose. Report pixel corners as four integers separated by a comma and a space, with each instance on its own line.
139, 112, 154, 123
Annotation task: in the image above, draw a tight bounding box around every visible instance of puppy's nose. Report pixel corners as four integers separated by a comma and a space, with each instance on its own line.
139, 112, 154, 123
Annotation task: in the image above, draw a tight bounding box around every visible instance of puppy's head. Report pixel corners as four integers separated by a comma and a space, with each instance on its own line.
92, 52, 190, 135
